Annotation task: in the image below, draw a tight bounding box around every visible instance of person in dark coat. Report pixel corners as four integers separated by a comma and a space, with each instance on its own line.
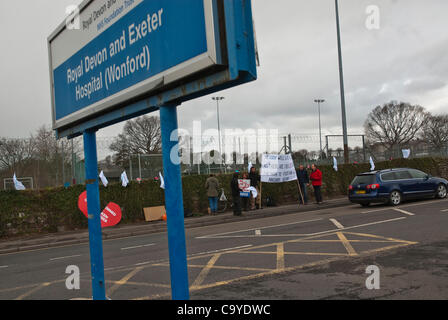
296, 165, 309, 204
249, 166, 260, 210
230, 171, 243, 216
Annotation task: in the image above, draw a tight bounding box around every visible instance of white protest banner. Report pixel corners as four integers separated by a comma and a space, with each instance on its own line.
260, 154, 298, 183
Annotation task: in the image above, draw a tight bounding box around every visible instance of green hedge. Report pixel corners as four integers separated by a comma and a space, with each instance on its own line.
0, 157, 446, 238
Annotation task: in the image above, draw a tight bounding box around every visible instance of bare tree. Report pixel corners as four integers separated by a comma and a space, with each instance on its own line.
110, 115, 162, 165
364, 101, 429, 151
421, 114, 448, 150
0, 137, 35, 172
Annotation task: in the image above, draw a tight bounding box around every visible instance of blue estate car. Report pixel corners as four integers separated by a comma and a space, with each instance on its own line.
348, 168, 448, 207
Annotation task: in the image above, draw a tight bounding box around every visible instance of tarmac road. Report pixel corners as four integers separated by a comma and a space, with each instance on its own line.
1, 197, 448, 300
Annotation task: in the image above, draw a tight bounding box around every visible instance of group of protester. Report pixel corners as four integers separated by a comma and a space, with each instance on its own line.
205, 167, 261, 216
296, 164, 323, 205
205, 163, 324, 217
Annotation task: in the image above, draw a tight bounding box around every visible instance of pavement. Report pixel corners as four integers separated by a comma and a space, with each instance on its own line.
0, 197, 350, 255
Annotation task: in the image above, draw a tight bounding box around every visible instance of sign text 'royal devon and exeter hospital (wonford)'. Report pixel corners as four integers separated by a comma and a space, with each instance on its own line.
66, 7, 164, 102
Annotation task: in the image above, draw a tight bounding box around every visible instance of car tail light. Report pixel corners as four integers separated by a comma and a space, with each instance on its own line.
367, 184, 380, 190
349, 185, 353, 191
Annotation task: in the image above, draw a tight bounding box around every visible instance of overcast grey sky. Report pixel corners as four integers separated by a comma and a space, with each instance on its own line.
1, 0, 447, 149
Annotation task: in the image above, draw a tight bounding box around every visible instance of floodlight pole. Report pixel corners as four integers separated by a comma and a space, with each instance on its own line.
160, 104, 190, 300
335, 0, 350, 164
212, 97, 225, 172
83, 130, 106, 300
314, 99, 325, 160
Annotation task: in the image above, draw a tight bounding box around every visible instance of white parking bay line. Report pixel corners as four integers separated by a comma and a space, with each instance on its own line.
121, 243, 155, 251
393, 208, 415, 216
0, 265, 8, 269
196, 218, 322, 239
49, 254, 82, 261
329, 218, 344, 229
441, 209, 448, 212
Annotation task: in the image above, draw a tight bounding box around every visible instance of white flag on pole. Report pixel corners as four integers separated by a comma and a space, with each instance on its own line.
370, 157, 375, 171
121, 171, 129, 187
99, 171, 108, 187
402, 149, 411, 159
159, 172, 165, 189
333, 157, 338, 171
13, 173, 26, 190
248, 161, 253, 173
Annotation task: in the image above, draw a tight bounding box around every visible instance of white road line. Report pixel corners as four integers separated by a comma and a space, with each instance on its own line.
121, 243, 155, 251
441, 209, 448, 212
329, 218, 344, 229
362, 199, 446, 214
393, 208, 415, 216
201, 217, 407, 239
0, 265, 8, 269
196, 218, 322, 239
49, 254, 82, 261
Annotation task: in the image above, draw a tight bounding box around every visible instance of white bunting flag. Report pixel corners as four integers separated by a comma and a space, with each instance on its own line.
121, 171, 129, 187
333, 157, 338, 171
159, 172, 165, 189
99, 171, 108, 187
370, 157, 375, 171
13, 173, 26, 191
402, 149, 411, 159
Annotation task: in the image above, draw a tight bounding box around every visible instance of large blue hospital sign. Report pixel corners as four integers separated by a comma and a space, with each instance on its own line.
49, 0, 224, 131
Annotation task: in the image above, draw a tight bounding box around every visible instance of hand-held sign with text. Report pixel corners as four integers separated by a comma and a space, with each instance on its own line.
78, 191, 122, 228
238, 179, 251, 198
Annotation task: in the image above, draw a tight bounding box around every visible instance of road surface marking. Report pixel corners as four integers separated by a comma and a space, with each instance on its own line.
189, 245, 253, 257
14, 282, 51, 300
200, 217, 407, 239
336, 232, 358, 256
121, 243, 155, 251
361, 199, 446, 214
191, 254, 221, 289
0, 265, 8, 269
276, 243, 285, 270
441, 209, 448, 212
255, 230, 261, 236
196, 218, 322, 239
108, 266, 144, 296
393, 208, 415, 216
329, 218, 344, 229
49, 254, 82, 261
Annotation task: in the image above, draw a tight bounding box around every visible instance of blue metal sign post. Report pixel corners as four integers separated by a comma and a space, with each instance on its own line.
160, 104, 190, 300
83, 130, 107, 300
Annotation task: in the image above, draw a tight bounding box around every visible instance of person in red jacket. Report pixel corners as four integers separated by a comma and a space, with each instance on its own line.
310, 164, 323, 204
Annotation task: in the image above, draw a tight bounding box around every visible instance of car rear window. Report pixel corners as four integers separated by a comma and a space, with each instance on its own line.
351, 174, 377, 185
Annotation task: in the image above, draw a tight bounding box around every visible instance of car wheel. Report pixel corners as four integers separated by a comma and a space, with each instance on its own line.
436, 184, 447, 199
389, 191, 402, 206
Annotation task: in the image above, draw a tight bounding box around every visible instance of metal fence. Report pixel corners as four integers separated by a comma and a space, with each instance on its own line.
2, 134, 448, 189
